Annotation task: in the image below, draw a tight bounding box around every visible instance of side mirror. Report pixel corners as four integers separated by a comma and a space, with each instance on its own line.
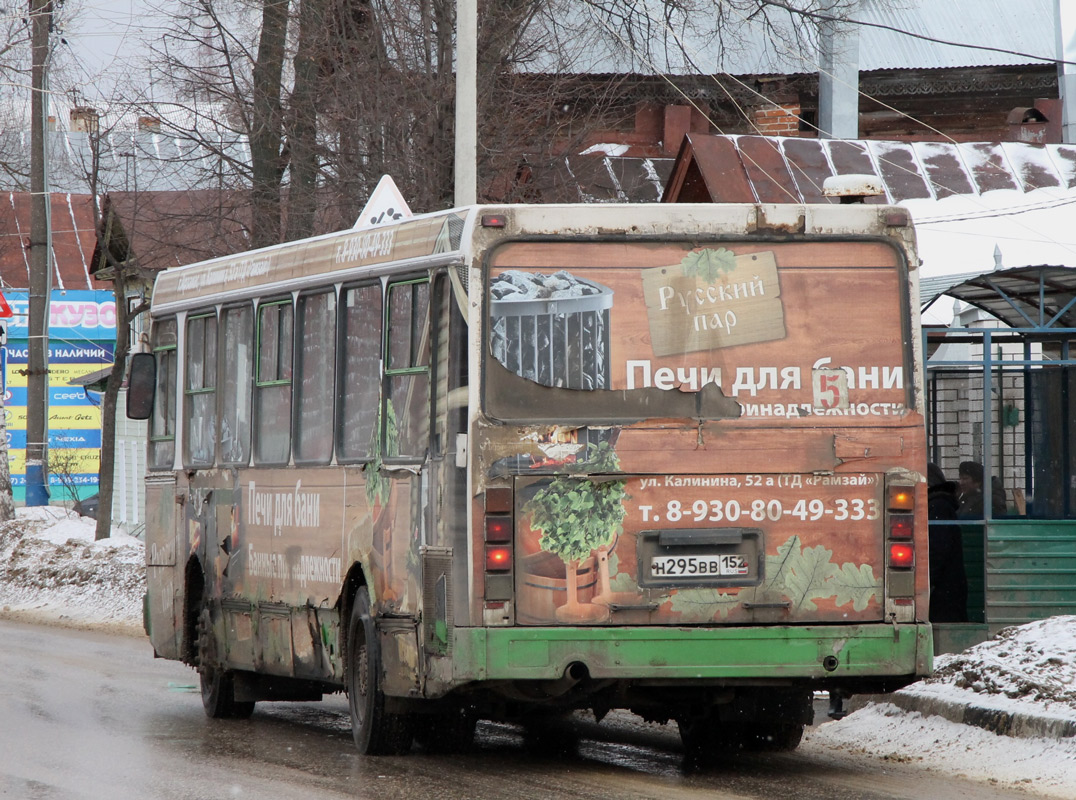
126, 352, 157, 420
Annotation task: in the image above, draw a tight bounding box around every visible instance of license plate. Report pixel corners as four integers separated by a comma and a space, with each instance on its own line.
650, 554, 748, 578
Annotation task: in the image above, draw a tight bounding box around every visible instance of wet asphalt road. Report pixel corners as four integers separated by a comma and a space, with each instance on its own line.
0, 619, 1046, 800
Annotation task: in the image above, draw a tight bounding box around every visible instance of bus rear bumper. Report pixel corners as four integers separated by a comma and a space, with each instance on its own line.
453, 623, 933, 686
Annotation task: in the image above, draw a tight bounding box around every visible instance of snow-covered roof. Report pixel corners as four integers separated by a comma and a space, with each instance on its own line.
522, 0, 1055, 76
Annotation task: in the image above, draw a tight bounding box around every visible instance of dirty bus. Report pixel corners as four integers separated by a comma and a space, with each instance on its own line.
128, 202, 932, 760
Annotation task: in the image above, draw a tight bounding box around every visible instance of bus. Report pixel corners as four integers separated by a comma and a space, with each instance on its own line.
127, 201, 932, 760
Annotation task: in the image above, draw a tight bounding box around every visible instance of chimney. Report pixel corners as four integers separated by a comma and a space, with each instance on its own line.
70, 106, 99, 134
818, 6, 860, 139
663, 105, 692, 156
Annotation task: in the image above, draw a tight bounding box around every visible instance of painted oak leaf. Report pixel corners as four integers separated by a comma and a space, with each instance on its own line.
605, 551, 638, 594
765, 537, 840, 612
832, 561, 881, 611
680, 248, 737, 283
668, 588, 740, 623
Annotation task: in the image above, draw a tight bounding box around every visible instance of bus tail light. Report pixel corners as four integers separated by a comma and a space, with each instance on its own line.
885, 479, 917, 608
484, 488, 515, 605
889, 543, 914, 568
889, 514, 914, 539
887, 485, 915, 510
485, 515, 512, 542
485, 546, 512, 571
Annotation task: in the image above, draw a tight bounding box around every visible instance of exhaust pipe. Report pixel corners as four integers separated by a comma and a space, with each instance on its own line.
538, 661, 589, 697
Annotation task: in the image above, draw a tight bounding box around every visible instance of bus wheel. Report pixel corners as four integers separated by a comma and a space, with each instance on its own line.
741, 722, 805, 752
346, 590, 413, 755
196, 606, 255, 720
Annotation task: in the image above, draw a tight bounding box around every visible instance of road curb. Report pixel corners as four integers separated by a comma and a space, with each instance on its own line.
852, 691, 1076, 740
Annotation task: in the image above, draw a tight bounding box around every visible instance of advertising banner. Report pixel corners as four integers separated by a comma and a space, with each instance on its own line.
2, 291, 116, 502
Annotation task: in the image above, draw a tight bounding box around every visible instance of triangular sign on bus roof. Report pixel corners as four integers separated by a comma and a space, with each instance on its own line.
0, 291, 12, 318
354, 175, 413, 229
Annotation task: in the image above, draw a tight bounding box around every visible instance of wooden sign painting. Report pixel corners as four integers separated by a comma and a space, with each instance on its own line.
641, 250, 785, 357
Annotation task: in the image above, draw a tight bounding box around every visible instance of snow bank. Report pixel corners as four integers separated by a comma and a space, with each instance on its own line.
811, 616, 1076, 798
0, 507, 145, 634
914, 616, 1076, 720
808, 702, 1076, 798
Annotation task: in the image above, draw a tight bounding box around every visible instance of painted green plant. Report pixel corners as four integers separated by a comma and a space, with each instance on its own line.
680, 248, 737, 284
523, 441, 627, 565
669, 535, 881, 623
365, 400, 398, 507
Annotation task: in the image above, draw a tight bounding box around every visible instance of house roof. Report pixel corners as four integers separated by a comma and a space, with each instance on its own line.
523, 0, 1055, 76
854, 0, 1055, 71
661, 134, 1076, 205
0, 189, 251, 291
0, 192, 103, 290
0, 128, 249, 195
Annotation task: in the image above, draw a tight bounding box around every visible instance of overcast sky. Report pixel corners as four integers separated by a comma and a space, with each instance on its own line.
52, 0, 159, 106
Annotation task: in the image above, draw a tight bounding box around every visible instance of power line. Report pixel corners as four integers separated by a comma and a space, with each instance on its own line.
757, 0, 1073, 67
595, 0, 1076, 263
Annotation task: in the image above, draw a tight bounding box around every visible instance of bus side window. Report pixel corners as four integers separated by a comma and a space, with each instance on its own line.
294, 290, 336, 465
220, 304, 253, 465
254, 299, 293, 465
385, 279, 430, 460
184, 312, 218, 467
149, 318, 178, 470
337, 283, 382, 462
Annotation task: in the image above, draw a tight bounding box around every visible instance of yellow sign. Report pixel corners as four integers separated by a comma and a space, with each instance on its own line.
8, 448, 100, 475
6, 362, 105, 389
5, 405, 102, 431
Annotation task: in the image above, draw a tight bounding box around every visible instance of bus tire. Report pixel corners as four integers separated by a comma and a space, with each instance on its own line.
741, 721, 805, 752
196, 606, 255, 720
347, 590, 413, 755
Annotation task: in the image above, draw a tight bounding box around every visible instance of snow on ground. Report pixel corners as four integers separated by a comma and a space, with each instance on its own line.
1, 507, 1075, 795
808, 703, 1076, 798
0, 506, 145, 635
807, 618, 1076, 797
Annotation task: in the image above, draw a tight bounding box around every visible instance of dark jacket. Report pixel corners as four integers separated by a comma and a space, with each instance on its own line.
928, 480, 968, 623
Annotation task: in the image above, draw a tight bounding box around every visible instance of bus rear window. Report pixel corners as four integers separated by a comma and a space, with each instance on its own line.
485, 240, 912, 424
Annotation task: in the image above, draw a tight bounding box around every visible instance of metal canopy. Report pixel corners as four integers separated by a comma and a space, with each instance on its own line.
921, 265, 1076, 330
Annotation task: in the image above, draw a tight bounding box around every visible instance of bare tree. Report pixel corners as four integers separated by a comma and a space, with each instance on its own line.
129, 0, 869, 249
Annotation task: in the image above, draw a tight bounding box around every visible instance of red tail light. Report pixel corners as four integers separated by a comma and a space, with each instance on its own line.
889, 543, 914, 568
485, 515, 512, 542
485, 546, 512, 571
889, 513, 914, 539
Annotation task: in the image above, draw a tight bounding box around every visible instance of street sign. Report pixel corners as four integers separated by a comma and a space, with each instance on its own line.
354, 175, 413, 229
0, 292, 11, 318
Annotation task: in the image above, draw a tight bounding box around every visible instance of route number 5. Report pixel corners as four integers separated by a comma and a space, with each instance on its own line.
813, 368, 849, 409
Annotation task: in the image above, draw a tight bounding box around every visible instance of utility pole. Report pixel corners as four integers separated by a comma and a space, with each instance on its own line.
26, 0, 54, 506
454, 0, 477, 206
